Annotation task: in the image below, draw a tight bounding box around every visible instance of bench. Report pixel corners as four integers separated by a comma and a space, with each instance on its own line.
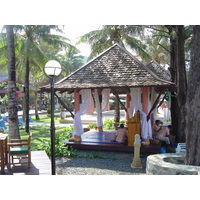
176, 143, 186, 153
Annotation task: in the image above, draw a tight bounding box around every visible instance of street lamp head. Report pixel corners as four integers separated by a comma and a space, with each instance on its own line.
44, 60, 62, 78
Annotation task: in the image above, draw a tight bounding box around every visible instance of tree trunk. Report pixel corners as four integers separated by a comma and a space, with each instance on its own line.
24, 58, 30, 133
34, 91, 40, 120
6, 25, 20, 139
166, 25, 179, 141
166, 25, 187, 143
185, 25, 200, 166
176, 25, 187, 142
114, 97, 120, 129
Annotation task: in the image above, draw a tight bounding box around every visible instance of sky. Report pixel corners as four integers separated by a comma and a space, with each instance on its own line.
0, 24, 98, 57
1, 0, 197, 57
63, 25, 99, 57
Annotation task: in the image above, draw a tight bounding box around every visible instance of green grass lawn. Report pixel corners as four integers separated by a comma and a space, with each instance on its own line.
33, 116, 61, 123
18, 116, 69, 151
20, 125, 65, 151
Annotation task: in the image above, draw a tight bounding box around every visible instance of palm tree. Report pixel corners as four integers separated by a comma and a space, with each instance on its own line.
13, 25, 71, 132
57, 45, 85, 77
6, 25, 20, 139
29, 68, 47, 120
78, 25, 151, 61
144, 31, 170, 65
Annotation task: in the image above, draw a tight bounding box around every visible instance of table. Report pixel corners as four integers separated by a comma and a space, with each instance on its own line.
0, 134, 8, 173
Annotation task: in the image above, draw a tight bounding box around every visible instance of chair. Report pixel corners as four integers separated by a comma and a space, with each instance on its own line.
7, 132, 32, 169
176, 143, 186, 154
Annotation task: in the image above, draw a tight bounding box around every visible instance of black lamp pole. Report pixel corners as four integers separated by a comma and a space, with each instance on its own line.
44, 60, 61, 175
50, 76, 56, 175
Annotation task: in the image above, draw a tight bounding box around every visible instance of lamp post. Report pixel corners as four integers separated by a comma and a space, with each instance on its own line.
44, 60, 62, 175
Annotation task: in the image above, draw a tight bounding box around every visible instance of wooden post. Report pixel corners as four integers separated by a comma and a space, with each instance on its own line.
97, 90, 103, 132
127, 112, 140, 146
131, 134, 142, 168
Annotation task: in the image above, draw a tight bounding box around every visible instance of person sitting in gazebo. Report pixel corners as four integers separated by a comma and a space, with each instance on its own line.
152, 120, 163, 139
155, 125, 171, 145
112, 124, 128, 143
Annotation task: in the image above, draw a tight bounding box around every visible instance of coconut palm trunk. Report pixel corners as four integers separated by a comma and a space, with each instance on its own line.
6, 25, 20, 139
114, 98, 120, 129
34, 91, 40, 120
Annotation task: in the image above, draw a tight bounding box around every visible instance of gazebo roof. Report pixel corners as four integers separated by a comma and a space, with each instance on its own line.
41, 43, 174, 94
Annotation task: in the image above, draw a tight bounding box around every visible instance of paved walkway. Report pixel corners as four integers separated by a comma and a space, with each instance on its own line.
1, 151, 51, 175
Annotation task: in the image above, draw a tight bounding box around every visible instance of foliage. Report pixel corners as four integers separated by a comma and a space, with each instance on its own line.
103, 118, 115, 130
103, 118, 126, 130
120, 120, 125, 125
36, 126, 76, 157
0, 82, 7, 90
0, 95, 8, 106
19, 124, 64, 150
87, 123, 96, 130
78, 25, 151, 62
38, 133, 76, 157
57, 45, 86, 78
74, 152, 116, 160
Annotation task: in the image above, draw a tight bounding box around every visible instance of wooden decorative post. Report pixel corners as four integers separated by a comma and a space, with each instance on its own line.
131, 134, 142, 168
127, 112, 140, 146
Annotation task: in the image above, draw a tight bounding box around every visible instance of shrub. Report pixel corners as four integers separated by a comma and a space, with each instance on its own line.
87, 123, 96, 130
103, 118, 115, 130
37, 126, 76, 157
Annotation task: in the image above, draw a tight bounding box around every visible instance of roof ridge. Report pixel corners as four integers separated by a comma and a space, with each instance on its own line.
56, 43, 119, 85
146, 60, 174, 84
115, 44, 173, 84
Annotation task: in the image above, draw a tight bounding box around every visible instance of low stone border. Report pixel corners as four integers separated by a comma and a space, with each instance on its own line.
146, 153, 200, 175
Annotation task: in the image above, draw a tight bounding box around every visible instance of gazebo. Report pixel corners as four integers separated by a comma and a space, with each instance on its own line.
40, 43, 175, 153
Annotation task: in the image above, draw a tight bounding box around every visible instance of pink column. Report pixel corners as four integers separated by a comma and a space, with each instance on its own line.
125, 92, 131, 122
87, 98, 95, 114
142, 87, 148, 114
74, 89, 80, 114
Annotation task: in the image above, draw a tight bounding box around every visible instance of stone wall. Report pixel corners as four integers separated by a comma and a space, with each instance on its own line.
146, 153, 200, 175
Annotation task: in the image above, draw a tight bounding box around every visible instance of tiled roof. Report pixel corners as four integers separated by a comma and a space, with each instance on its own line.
146, 60, 171, 82
41, 43, 174, 93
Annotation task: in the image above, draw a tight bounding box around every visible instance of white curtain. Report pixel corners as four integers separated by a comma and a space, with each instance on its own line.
128, 88, 142, 118
140, 111, 152, 139
95, 88, 110, 127
73, 89, 93, 136
149, 87, 158, 119
101, 88, 110, 112
95, 89, 103, 127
